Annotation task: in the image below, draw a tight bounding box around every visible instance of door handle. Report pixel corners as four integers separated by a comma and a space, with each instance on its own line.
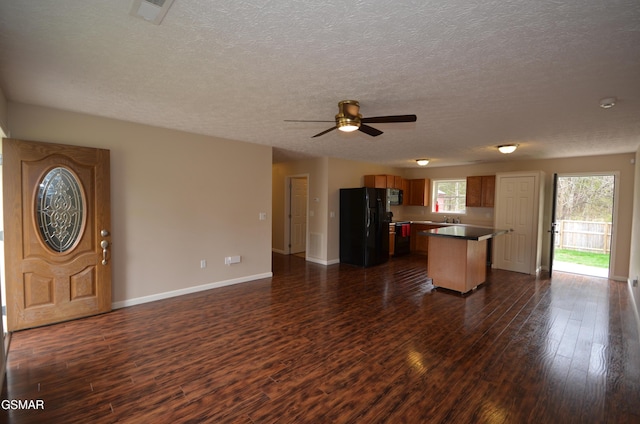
101, 240, 109, 265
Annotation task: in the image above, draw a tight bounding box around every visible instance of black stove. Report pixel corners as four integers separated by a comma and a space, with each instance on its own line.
393, 221, 411, 256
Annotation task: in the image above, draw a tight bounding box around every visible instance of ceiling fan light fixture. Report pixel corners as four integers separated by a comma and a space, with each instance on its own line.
336, 100, 362, 132
498, 144, 518, 154
336, 119, 360, 132
285, 99, 416, 138
416, 159, 429, 166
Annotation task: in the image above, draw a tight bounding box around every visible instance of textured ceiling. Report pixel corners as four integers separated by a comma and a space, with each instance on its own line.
0, 0, 639, 167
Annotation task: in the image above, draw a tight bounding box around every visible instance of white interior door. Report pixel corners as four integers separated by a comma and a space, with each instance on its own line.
494, 175, 537, 274
290, 177, 307, 254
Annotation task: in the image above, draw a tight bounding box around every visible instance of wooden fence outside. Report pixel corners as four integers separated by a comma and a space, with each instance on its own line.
554, 220, 612, 254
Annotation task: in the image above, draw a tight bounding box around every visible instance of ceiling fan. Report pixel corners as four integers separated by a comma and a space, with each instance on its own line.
285, 100, 417, 138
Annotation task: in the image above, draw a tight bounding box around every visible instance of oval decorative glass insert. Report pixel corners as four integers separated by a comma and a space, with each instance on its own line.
36, 167, 85, 252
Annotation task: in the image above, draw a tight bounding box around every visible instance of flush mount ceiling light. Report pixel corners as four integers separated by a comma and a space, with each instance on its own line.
416, 159, 429, 166
335, 100, 362, 132
497, 144, 518, 154
130, 0, 175, 25
599, 97, 617, 109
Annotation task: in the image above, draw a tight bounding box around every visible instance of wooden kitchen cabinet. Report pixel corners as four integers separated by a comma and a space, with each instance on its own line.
364, 174, 402, 189
389, 223, 395, 256
466, 175, 495, 207
411, 224, 429, 254
410, 223, 446, 254
364, 175, 387, 188
407, 178, 430, 206
402, 178, 410, 205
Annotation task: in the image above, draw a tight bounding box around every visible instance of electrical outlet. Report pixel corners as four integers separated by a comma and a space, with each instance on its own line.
633, 276, 639, 287
224, 255, 241, 265
200, 259, 207, 269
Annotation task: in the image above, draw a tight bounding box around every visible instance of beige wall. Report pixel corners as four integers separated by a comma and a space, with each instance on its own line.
6, 102, 273, 306
629, 147, 640, 328
0, 86, 6, 135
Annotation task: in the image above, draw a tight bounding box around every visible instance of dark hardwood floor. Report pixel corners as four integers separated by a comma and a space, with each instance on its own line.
2, 253, 639, 423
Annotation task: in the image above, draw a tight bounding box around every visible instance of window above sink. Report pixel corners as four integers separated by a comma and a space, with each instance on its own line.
432, 179, 467, 215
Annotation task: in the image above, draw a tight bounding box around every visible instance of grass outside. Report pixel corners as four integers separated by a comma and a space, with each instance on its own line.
554, 249, 610, 268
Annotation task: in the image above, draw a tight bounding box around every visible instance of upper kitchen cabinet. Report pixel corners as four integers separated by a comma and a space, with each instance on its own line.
364, 174, 403, 189
364, 174, 387, 188
407, 178, 430, 206
466, 175, 495, 207
402, 178, 410, 205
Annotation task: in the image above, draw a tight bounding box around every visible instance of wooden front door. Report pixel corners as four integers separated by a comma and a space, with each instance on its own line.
3, 138, 111, 331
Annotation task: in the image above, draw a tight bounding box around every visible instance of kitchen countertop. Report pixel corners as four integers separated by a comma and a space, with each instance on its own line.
418, 225, 509, 241
402, 220, 494, 228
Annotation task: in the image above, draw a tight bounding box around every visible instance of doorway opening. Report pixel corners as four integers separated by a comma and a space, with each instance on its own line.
551, 174, 616, 278
287, 176, 308, 258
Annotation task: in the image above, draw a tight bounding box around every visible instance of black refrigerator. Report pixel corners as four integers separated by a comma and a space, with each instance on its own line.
339, 187, 390, 267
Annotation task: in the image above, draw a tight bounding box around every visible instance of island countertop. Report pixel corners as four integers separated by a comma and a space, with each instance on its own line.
418, 225, 509, 241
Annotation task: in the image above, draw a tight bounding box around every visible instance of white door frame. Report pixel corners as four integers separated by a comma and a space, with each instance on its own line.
284, 174, 309, 256
551, 171, 619, 279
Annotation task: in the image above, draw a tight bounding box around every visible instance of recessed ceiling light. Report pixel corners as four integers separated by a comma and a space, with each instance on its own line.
416, 159, 429, 166
599, 97, 617, 109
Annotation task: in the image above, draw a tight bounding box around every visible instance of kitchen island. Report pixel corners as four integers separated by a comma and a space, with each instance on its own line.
419, 226, 509, 294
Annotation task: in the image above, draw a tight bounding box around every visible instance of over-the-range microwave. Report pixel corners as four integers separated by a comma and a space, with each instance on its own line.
387, 188, 403, 206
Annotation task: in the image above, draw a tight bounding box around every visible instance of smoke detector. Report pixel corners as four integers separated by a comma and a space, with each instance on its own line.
130, 0, 175, 25
599, 97, 617, 109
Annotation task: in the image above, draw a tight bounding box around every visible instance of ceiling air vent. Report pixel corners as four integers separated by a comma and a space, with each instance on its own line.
130, 0, 175, 25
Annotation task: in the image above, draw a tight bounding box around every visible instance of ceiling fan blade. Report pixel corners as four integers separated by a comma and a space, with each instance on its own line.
312, 126, 338, 138
284, 119, 335, 123
358, 124, 383, 137
361, 115, 417, 124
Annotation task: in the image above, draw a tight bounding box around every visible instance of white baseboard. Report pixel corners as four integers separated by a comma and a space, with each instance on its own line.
111, 272, 273, 310
629, 279, 640, 343
305, 257, 339, 266
270, 248, 338, 266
